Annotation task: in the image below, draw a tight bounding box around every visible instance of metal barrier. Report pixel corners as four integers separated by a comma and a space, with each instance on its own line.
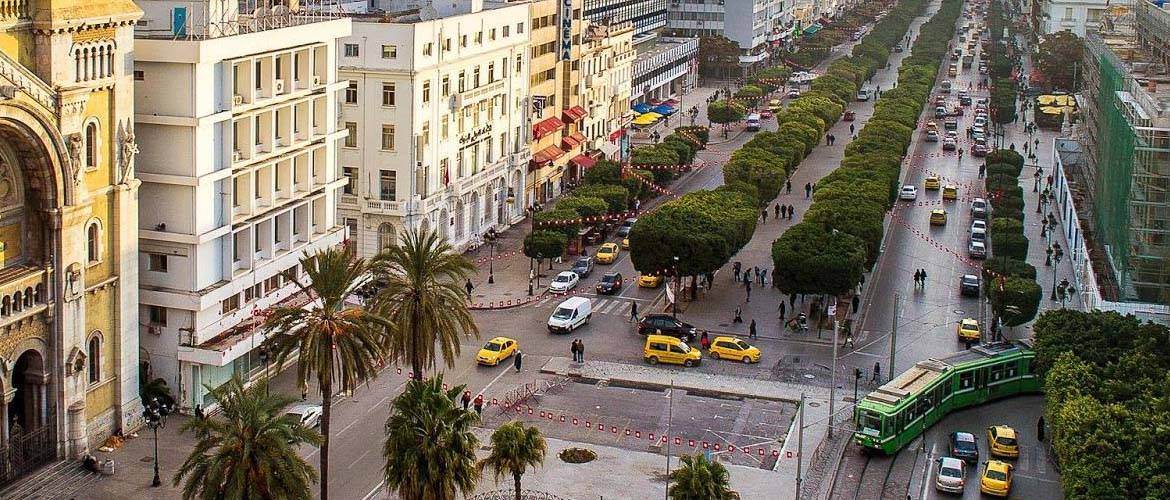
470, 489, 575, 500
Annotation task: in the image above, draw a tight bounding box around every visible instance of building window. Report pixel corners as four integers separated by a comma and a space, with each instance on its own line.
86, 220, 102, 264
344, 44, 359, 57
503, 25, 510, 37
473, 67, 481, 87
461, 34, 468, 48
148, 305, 167, 326
382, 82, 396, 106
440, 158, 450, 185
423, 42, 434, 56
423, 81, 432, 103
344, 122, 358, 148
381, 44, 398, 59
378, 223, 396, 250
148, 253, 168, 272
458, 71, 466, 92
441, 115, 449, 139
88, 334, 101, 383
84, 121, 99, 169
379, 170, 396, 201
488, 62, 495, 82
344, 80, 358, 104
516, 55, 523, 74
421, 121, 430, 147
517, 22, 524, 33
490, 28, 497, 40
444, 38, 452, 51
221, 294, 241, 314
342, 167, 357, 195
133, 70, 145, 81
442, 75, 450, 96
381, 124, 396, 151
475, 32, 483, 44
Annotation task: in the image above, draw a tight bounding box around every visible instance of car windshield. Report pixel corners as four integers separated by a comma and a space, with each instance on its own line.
997, 436, 1017, 446
602, 275, 617, 283
735, 341, 750, 350
555, 275, 572, 282
574, 259, 590, 267
676, 343, 691, 353
973, 201, 986, 208
941, 466, 963, 478
482, 343, 502, 351
955, 437, 976, 451
553, 307, 573, 319
986, 469, 1008, 481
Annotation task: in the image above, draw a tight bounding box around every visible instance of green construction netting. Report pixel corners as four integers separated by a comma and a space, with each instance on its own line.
1094, 51, 1134, 296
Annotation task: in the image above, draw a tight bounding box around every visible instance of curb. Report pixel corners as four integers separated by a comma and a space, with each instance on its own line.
538, 363, 802, 405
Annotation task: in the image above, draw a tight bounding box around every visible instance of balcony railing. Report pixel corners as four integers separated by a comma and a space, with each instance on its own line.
0, 265, 48, 328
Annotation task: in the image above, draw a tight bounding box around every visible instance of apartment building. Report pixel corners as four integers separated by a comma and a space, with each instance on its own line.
524, 0, 582, 204
1033, 0, 1132, 38
582, 0, 668, 38
337, 0, 531, 257
666, 0, 792, 66
579, 22, 637, 157
582, 0, 695, 103
133, 1, 351, 410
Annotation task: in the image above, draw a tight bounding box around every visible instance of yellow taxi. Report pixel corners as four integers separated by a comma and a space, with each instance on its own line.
930, 209, 947, 226
476, 337, 519, 366
596, 243, 620, 264
987, 425, 1019, 458
942, 184, 959, 200
638, 273, 664, 288
708, 336, 761, 363
924, 176, 941, 190
979, 460, 1013, 497
926, 121, 938, 132
957, 318, 980, 341
644, 335, 701, 367
622, 237, 630, 249
768, 98, 782, 111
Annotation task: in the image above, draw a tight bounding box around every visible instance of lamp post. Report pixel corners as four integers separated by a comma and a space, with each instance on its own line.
1050, 249, 1064, 299
672, 256, 680, 318
142, 397, 173, 487
535, 253, 543, 289
258, 344, 270, 395
485, 228, 498, 284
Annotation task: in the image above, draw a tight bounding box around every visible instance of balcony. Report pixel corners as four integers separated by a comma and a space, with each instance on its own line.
366, 199, 404, 215
0, 265, 49, 331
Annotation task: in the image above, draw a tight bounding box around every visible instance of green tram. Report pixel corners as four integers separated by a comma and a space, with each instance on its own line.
853, 340, 1041, 454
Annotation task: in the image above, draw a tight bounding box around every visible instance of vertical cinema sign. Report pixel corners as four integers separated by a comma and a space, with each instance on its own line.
560, 0, 573, 60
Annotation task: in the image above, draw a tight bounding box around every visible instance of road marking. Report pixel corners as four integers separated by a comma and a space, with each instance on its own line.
477, 363, 514, 397
337, 419, 359, 436
920, 443, 936, 500
367, 395, 392, 414
348, 449, 371, 470
1014, 473, 1060, 484
362, 480, 386, 500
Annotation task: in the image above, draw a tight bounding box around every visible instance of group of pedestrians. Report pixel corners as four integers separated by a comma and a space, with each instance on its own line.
460, 390, 486, 415
768, 202, 796, 221
913, 268, 929, 287
569, 339, 587, 363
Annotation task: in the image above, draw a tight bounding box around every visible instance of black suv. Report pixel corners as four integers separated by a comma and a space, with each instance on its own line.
596, 272, 623, 294
637, 314, 697, 342
948, 431, 979, 463
960, 274, 980, 297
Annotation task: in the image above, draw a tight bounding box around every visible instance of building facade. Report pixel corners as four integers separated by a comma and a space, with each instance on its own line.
525, 0, 583, 204
579, 22, 636, 157
133, 2, 351, 411
666, 0, 790, 66
337, 1, 531, 258
582, 0, 668, 39
1033, 0, 1131, 38
0, 0, 143, 481
632, 36, 699, 102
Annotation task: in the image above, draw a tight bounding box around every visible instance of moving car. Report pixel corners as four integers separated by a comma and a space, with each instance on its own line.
708, 336, 761, 363
786, 88, 801, 98
930, 209, 948, 226
644, 335, 701, 367
616, 218, 637, 237
926, 130, 940, 142
638, 273, 664, 288
949, 431, 980, 463
857, 88, 870, 101
476, 337, 519, 366
957, 318, 981, 342
980, 460, 1014, 497
972, 142, 989, 157
548, 296, 592, 333
900, 185, 919, 200
285, 404, 323, 429
935, 106, 948, 118
987, 425, 1020, 458
942, 137, 957, 151
971, 197, 991, 218
595, 242, 620, 264
637, 313, 698, 342
968, 240, 987, 259
622, 237, 630, 249
769, 98, 782, 111
960, 274, 981, 297
942, 185, 959, 200
935, 456, 967, 494
944, 119, 958, 130
746, 113, 762, 132
571, 256, 594, 278
760, 109, 773, 119
971, 220, 987, 232
924, 176, 941, 190
596, 272, 624, 294
549, 271, 580, 293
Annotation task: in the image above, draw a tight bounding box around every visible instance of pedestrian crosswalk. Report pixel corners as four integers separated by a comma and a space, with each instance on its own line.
531, 294, 636, 317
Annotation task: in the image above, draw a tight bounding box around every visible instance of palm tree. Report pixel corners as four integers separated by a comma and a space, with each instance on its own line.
263, 248, 393, 500
479, 421, 547, 500
173, 376, 322, 499
372, 227, 479, 379
383, 374, 480, 500
668, 453, 740, 500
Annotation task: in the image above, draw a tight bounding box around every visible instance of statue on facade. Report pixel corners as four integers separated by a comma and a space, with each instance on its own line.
66, 132, 83, 186
118, 122, 138, 184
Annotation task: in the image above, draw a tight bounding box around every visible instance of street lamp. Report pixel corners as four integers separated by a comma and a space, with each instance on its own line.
1050, 247, 1065, 299
672, 256, 680, 318
485, 229, 499, 284
142, 397, 173, 487
258, 344, 270, 395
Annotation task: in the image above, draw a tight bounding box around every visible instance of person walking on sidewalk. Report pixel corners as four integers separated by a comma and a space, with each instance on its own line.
570, 339, 580, 363
473, 394, 484, 415
700, 331, 711, 350
761, 208, 768, 223
805, 182, 812, 198
733, 261, 742, 282
513, 350, 524, 372
913, 269, 921, 286
749, 319, 758, 339
745, 279, 752, 302
842, 332, 855, 349
630, 301, 639, 323
852, 295, 860, 314
733, 305, 743, 323
920, 269, 928, 286
465, 278, 474, 300
462, 390, 472, 410
788, 205, 796, 220
778, 300, 786, 320
872, 362, 882, 383
780, 205, 788, 219
786, 179, 793, 194
774, 203, 781, 219
578, 340, 586, 363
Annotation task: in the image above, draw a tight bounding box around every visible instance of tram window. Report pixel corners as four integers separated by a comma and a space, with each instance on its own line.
959, 371, 974, 389
991, 363, 1004, 381
1006, 362, 1018, 378
944, 379, 953, 396
1025, 358, 1034, 374
860, 411, 882, 432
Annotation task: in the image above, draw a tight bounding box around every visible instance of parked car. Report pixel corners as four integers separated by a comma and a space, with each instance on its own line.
786, 88, 801, 98
942, 137, 958, 151
935, 456, 967, 494
857, 88, 870, 101
637, 314, 698, 342
971, 197, 991, 218
900, 185, 919, 200
571, 256, 594, 278
968, 240, 987, 259
285, 404, 323, 429
595, 272, 624, 294
708, 337, 761, 363
960, 274, 981, 297
616, 218, 638, 237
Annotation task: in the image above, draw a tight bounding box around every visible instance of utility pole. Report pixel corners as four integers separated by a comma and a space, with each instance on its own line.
795, 392, 805, 500
889, 293, 900, 381
828, 319, 839, 439
664, 379, 674, 500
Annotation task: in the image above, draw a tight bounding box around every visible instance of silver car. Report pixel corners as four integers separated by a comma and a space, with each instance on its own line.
285, 404, 323, 429
936, 456, 967, 493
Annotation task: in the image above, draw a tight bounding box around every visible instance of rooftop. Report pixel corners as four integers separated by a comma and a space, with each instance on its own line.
135, 0, 347, 40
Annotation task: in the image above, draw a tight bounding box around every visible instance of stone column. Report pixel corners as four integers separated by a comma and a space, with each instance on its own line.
0, 388, 13, 447
66, 401, 86, 459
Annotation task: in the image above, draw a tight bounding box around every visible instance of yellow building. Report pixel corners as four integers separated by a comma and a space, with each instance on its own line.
526, 0, 587, 205
0, 0, 143, 482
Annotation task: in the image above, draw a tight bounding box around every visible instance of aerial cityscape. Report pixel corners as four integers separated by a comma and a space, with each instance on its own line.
0, 0, 1163, 498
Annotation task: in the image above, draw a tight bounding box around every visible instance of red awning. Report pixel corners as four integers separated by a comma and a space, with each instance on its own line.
569, 154, 597, 169
532, 117, 565, 139
533, 145, 566, 164
561, 131, 587, 149
562, 105, 588, 123
819, 16, 832, 26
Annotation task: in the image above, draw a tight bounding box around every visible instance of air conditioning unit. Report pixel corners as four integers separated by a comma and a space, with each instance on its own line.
313, 75, 321, 85
233, 95, 244, 106
274, 79, 285, 93
233, 150, 242, 162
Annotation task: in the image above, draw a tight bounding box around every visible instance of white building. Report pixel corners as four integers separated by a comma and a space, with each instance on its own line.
1035, 0, 1132, 38
666, 0, 792, 65
337, 1, 531, 258
579, 22, 637, 156
133, 1, 351, 410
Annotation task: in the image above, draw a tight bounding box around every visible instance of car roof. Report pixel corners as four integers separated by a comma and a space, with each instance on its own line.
953, 431, 976, 441
602, 271, 621, 278
962, 274, 979, 281
711, 336, 744, 343
287, 404, 321, 414
557, 296, 591, 308
986, 460, 1011, 472
486, 336, 514, 344
961, 318, 978, 325
932, 209, 946, 214
557, 271, 577, 277
991, 425, 1017, 438
940, 457, 965, 468
601, 242, 617, 249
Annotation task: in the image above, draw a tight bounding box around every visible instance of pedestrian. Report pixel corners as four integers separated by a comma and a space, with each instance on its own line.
733, 305, 743, 323
700, 331, 711, 350
872, 362, 882, 382
302, 387, 309, 401
754, 267, 760, 283
570, 339, 580, 363
473, 394, 484, 415
852, 295, 860, 314
745, 280, 752, 302
513, 350, 523, 372
786, 179, 793, 194
630, 301, 639, 322
842, 332, 855, 348
194, 404, 205, 420
920, 269, 928, 286
1037, 415, 1046, 442
465, 278, 474, 299
771, 268, 778, 288
761, 208, 768, 222
859, 272, 865, 290
749, 319, 757, 339
1047, 174, 1054, 187
578, 340, 586, 363
778, 300, 786, 320
758, 267, 765, 285
733, 261, 742, 282
849, 123, 855, 135
462, 390, 472, 410
789, 205, 796, 220
826, 135, 830, 146
774, 203, 781, 219
805, 182, 812, 198
913, 269, 921, 286
789, 293, 797, 307
780, 205, 788, 219
978, 163, 985, 178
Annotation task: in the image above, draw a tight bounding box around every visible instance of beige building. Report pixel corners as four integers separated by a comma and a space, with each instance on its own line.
525, 0, 583, 205
579, 22, 635, 158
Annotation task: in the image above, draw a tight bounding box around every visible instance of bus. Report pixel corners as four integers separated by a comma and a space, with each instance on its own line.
853, 340, 1041, 455
746, 113, 762, 131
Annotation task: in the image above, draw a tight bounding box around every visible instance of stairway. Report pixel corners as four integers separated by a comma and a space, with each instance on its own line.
0, 460, 103, 499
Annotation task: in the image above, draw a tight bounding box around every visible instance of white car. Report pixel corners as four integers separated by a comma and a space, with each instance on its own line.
285, 404, 323, 429
926, 130, 940, 142
968, 240, 987, 259
900, 185, 919, 200
971, 220, 987, 233
936, 456, 967, 493
786, 89, 801, 98
549, 271, 580, 293
942, 138, 958, 151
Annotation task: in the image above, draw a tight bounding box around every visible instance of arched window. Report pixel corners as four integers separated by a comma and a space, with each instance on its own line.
88, 334, 101, 383
87, 220, 101, 263
378, 223, 396, 250
85, 121, 98, 168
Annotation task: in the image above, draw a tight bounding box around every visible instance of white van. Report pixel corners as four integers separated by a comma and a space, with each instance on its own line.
547, 296, 592, 333
746, 113, 761, 132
